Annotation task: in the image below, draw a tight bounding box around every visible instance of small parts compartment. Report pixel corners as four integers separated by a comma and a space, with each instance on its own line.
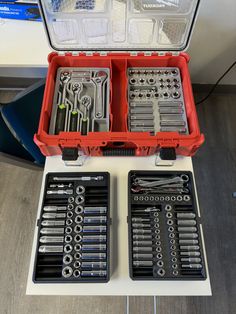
33, 172, 110, 283
35, 53, 204, 157
128, 170, 206, 280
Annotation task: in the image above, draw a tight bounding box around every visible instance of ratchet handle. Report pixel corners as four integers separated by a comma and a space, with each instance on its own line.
70, 112, 79, 132
55, 104, 66, 135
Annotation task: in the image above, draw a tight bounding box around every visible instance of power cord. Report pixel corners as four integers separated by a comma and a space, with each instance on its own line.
196, 60, 236, 105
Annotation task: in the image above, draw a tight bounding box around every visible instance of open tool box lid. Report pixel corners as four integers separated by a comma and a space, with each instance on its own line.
38, 0, 200, 52
35, 0, 204, 160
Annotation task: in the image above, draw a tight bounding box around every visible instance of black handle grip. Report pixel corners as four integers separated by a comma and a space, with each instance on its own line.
70, 112, 79, 132
55, 105, 66, 135
81, 119, 88, 136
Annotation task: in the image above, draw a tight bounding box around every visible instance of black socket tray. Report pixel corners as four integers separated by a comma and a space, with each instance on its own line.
33, 172, 110, 283
128, 170, 206, 281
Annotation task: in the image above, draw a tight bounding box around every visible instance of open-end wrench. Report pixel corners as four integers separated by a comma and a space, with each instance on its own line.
69, 83, 83, 132
55, 71, 71, 135
92, 71, 107, 119
81, 95, 92, 135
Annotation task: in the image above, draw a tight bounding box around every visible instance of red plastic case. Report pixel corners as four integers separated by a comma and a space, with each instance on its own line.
35, 0, 204, 158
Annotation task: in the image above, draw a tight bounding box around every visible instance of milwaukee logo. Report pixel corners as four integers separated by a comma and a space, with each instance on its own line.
0, 6, 10, 11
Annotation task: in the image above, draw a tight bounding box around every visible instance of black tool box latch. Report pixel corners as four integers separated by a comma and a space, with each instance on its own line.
62, 147, 79, 161
160, 148, 176, 160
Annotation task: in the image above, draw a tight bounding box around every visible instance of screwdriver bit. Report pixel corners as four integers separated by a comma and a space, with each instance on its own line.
43, 206, 67, 212
38, 245, 64, 253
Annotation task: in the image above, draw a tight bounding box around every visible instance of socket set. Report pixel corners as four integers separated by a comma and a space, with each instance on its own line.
128, 68, 189, 134
33, 172, 110, 283
128, 170, 206, 280
49, 67, 110, 135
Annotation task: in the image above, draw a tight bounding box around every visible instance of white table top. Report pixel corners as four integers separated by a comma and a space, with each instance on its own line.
0, 19, 49, 67
26, 155, 211, 296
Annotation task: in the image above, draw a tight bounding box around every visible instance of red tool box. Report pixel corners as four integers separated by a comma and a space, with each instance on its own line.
35, 0, 204, 159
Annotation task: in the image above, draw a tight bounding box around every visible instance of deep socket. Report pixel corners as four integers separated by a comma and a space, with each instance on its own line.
133, 253, 153, 259
82, 235, 107, 242
81, 270, 107, 277
133, 247, 152, 252
177, 213, 196, 219
83, 207, 107, 214
82, 244, 106, 251
83, 216, 107, 224
178, 239, 198, 245
177, 220, 197, 226
178, 227, 197, 232
81, 261, 107, 269
83, 226, 106, 233
81, 253, 106, 260
178, 233, 198, 239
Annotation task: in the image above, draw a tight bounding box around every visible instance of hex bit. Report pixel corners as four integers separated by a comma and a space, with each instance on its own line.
47, 189, 73, 195
132, 218, 150, 223
40, 228, 64, 234
181, 258, 201, 263
42, 213, 66, 219
39, 236, 64, 243
181, 264, 202, 269
43, 206, 67, 212
132, 235, 152, 240
41, 220, 65, 227
132, 223, 151, 228
180, 251, 201, 257
133, 261, 153, 267
180, 245, 200, 250
38, 245, 64, 253
133, 241, 152, 246
133, 229, 152, 234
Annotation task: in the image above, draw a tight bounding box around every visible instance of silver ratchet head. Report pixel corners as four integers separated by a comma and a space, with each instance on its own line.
94, 71, 107, 82
81, 95, 91, 107
72, 82, 83, 94
60, 71, 71, 84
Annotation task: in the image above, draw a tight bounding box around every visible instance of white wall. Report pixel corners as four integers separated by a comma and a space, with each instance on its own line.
188, 0, 236, 84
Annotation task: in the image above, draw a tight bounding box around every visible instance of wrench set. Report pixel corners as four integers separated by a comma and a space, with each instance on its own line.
128, 68, 189, 134
128, 171, 206, 280
33, 172, 110, 283
49, 67, 110, 136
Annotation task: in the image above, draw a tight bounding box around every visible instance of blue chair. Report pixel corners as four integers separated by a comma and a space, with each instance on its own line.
0, 79, 46, 167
